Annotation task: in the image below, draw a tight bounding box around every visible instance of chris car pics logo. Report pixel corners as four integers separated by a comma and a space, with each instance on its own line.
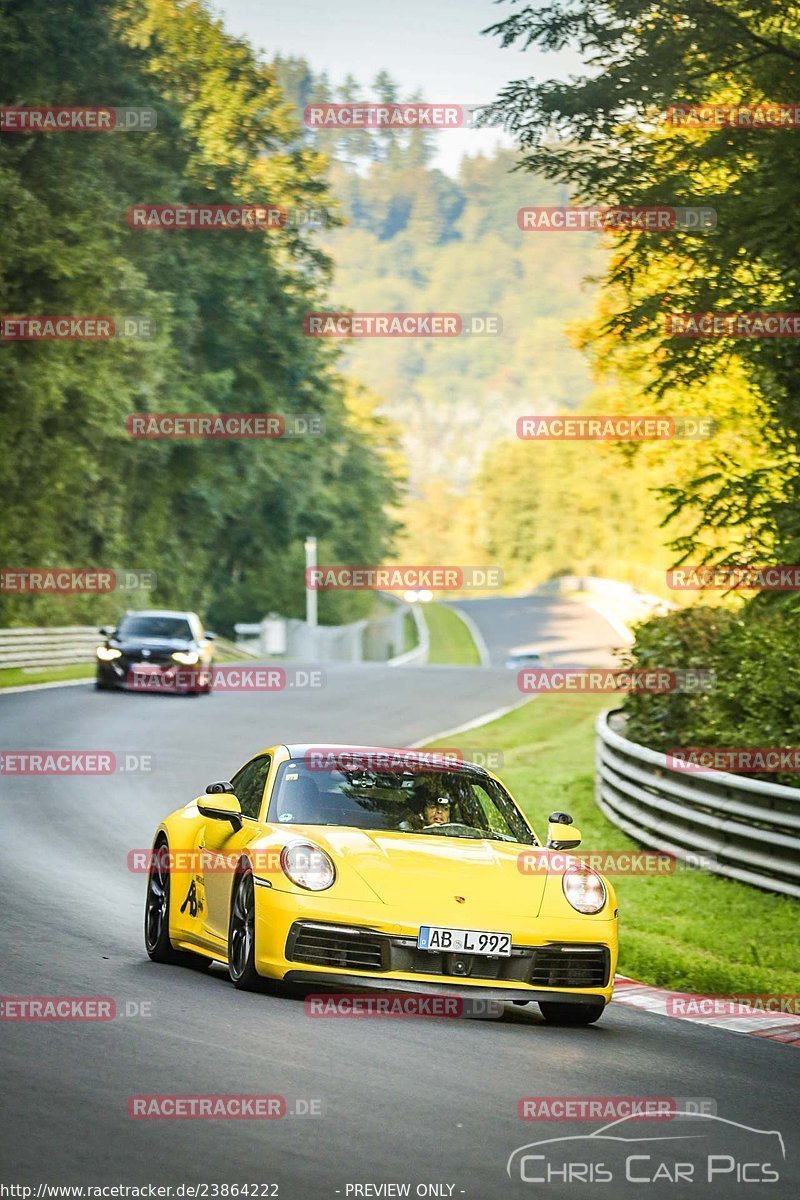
507, 1112, 785, 1186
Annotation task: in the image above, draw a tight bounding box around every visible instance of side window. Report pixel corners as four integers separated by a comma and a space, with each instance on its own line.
230, 756, 271, 821
470, 782, 513, 837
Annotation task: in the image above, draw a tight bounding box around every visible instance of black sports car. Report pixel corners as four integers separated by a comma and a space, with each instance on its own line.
95, 609, 215, 694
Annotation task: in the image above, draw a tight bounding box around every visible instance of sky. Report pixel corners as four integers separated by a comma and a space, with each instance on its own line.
214, 0, 583, 174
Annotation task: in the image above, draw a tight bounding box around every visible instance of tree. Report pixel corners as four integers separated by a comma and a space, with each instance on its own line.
0, 0, 399, 630
484, 0, 800, 568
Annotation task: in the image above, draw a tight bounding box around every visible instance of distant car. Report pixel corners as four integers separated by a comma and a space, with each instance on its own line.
505, 649, 543, 670
95, 609, 215, 694
144, 745, 618, 1024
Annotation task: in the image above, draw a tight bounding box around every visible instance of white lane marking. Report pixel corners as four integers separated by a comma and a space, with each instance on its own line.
446, 604, 492, 667
0, 677, 93, 696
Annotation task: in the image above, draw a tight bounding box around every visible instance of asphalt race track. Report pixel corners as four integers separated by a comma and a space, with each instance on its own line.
1, 594, 798, 1197
451, 590, 628, 668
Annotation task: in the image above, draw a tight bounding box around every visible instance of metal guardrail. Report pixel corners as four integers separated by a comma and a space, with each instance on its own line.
235, 595, 424, 665
0, 626, 102, 669
596, 709, 800, 899
0, 626, 257, 671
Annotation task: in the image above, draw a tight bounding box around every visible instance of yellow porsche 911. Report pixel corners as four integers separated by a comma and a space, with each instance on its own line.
144, 745, 618, 1025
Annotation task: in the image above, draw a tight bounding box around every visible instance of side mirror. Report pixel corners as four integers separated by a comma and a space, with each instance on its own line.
547, 810, 582, 850
198, 792, 242, 831
204, 631, 216, 641
99, 626, 115, 638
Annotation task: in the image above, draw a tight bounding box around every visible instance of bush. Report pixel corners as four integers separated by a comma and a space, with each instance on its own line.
622, 604, 800, 787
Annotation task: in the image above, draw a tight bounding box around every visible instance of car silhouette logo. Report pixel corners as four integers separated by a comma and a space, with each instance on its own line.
507, 1112, 786, 1183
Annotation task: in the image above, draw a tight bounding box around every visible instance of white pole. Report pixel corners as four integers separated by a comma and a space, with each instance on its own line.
304, 536, 318, 628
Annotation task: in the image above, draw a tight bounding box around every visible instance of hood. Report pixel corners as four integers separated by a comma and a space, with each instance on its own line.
113, 636, 194, 655
294, 826, 548, 917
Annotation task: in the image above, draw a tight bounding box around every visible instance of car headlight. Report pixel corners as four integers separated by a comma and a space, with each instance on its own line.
562, 864, 606, 914
280, 842, 335, 891
171, 650, 199, 665
96, 646, 122, 661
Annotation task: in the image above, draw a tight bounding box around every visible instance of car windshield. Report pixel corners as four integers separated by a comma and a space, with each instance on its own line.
268, 760, 537, 845
117, 615, 192, 640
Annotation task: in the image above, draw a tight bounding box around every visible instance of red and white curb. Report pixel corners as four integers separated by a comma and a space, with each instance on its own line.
612, 976, 800, 1046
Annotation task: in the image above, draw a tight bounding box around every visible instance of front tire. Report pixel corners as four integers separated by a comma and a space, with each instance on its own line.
228, 867, 260, 990
144, 838, 210, 970
538, 1000, 606, 1026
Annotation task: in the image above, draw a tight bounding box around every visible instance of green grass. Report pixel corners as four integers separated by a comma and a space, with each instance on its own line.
402, 611, 417, 653
0, 663, 96, 688
424, 692, 800, 995
424, 603, 481, 665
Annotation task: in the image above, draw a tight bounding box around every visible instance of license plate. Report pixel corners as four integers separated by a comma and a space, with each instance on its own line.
417, 926, 512, 957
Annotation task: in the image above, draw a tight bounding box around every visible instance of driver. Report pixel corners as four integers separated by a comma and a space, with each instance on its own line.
398, 780, 453, 831
422, 795, 451, 827
416, 777, 454, 827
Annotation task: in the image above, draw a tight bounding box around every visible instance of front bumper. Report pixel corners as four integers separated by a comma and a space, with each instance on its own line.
96, 659, 210, 692
254, 889, 617, 1003
283, 970, 606, 1006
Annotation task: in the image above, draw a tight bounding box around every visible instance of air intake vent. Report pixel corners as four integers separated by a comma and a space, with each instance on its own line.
529, 945, 609, 989
286, 922, 386, 972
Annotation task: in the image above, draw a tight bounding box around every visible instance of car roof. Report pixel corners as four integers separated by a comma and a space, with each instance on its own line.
122, 609, 199, 619
282, 744, 490, 775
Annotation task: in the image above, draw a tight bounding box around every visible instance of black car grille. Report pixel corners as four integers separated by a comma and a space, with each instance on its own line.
528, 945, 609, 989
393, 944, 531, 982
125, 650, 175, 665
286, 923, 387, 971
286, 923, 609, 988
